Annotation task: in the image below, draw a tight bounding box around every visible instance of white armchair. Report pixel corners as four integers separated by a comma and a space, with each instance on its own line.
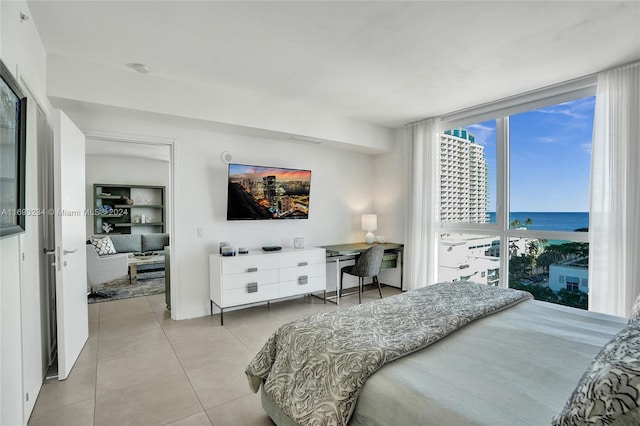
86, 244, 128, 288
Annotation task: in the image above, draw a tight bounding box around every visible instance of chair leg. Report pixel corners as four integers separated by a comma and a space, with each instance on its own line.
358, 277, 362, 304
340, 270, 344, 298
375, 276, 383, 298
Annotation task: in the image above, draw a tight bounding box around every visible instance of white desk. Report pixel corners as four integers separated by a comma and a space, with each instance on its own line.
320, 242, 404, 304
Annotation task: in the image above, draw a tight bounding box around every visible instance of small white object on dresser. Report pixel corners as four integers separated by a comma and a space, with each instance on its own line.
209, 247, 326, 325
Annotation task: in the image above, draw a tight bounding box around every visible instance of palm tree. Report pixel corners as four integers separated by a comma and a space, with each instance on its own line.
527, 240, 540, 273
525, 217, 533, 229
509, 240, 520, 256
527, 240, 540, 256
510, 219, 522, 229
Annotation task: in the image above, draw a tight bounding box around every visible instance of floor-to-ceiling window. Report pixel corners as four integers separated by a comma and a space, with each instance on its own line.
437, 81, 596, 310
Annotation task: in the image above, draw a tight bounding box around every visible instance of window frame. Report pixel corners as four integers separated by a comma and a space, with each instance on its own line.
438, 76, 596, 288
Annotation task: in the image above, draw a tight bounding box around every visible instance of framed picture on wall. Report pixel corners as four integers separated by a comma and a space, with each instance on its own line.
0, 59, 28, 238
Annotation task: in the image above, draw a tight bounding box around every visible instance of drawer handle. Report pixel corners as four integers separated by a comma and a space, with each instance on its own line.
298, 261, 308, 267
247, 267, 258, 272
247, 282, 258, 293
298, 276, 308, 285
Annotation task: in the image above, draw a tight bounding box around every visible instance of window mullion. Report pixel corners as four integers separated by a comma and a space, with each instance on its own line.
498, 116, 510, 288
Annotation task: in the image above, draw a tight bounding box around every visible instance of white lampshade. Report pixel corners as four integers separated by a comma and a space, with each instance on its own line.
362, 214, 377, 244
361, 214, 377, 231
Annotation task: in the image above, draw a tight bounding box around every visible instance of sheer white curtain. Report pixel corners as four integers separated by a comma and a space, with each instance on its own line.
589, 61, 640, 317
403, 118, 441, 290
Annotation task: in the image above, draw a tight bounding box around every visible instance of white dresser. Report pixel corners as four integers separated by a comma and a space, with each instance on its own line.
209, 247, 326, 324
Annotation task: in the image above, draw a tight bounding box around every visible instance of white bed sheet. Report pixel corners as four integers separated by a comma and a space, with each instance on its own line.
348, 300, 627, 426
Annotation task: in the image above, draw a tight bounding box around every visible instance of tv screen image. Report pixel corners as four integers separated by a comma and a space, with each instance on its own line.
227, 163, 311, 220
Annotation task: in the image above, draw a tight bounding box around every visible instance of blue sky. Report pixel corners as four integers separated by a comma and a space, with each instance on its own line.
463, 96, 595, 213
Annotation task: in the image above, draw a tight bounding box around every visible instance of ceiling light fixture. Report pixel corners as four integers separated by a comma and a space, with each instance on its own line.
127, 63, 151, 74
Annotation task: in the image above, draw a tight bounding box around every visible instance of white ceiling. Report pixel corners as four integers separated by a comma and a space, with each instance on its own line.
26, 1, 640, 128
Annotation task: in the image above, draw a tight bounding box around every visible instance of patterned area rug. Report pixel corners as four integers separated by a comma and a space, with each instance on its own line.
88, 270, 165, 303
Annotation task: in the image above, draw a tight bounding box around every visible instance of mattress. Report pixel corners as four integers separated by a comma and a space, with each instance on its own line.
261, 299, 626, 426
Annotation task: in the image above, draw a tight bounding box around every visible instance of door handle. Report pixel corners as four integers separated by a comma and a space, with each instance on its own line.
56, 247, 62, 271
45, 248, 56, 268
63, 249, 77, 255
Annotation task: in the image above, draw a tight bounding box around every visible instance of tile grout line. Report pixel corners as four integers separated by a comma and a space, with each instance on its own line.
150, 297, 213, 426
95, 297, 199, 425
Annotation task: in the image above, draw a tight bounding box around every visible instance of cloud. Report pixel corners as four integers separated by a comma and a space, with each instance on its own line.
533, 96, 595, 120
535, 136, 557, 144
534, 107, 583, 119
464, 122, 495, 146
580, 142, 592, 155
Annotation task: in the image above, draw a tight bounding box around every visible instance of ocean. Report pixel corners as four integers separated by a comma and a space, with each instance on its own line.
487, 212, 589, 232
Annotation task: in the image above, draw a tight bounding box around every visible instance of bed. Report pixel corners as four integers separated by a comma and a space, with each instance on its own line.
246, 282, 640, 426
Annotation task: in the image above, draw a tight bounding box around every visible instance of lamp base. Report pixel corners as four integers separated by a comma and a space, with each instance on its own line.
364, 232, 375, 244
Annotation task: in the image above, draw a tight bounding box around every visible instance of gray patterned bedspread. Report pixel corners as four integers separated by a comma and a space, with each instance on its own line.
245, 282, 533, 426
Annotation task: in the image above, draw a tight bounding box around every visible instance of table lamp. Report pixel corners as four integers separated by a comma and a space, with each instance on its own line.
362, 214, 377, 244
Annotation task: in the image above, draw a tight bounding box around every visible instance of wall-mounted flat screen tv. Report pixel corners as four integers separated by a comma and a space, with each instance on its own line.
227, 163, 311, 220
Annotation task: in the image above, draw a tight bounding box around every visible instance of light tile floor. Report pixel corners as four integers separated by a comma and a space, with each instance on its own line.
28, 286, 401, 426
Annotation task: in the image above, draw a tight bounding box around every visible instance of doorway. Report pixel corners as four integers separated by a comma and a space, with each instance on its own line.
36, 103, 57, 383
84, 135, 174, 308
41, 128, 176, 384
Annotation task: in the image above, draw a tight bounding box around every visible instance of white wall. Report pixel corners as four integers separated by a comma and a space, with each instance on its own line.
372, 129, 408, 287
1, 1, 51, 424
85, 153, 170, 237
0, 236, 23, 426
374, 128, 406, 243
57, 103, 379, 319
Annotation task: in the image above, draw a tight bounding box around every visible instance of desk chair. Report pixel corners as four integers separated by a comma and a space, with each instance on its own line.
340, 245, 384, 304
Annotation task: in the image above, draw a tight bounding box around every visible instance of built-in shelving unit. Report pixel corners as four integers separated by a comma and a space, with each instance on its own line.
93, 184, 165, 235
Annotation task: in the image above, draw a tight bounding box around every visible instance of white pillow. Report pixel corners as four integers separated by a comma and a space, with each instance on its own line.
552, 320, 640, 425
90, 236, 117, 256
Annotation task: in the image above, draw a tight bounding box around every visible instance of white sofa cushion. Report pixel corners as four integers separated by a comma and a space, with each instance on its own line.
90, 235, 117, 256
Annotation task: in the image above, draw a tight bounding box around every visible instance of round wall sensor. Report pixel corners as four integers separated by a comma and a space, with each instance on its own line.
127, 63, 151, 74
220, 151, 233, 164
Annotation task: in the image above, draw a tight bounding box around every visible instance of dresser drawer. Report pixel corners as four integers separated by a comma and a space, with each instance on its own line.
221, 283, 279, 307
280, 275, 325, 298
381, 253, 398, 269
221, 254, 277, 275
279, 263, 325, 283
278, 250, 325, 268
221, 269, 278, 290
210, 249, 328, 321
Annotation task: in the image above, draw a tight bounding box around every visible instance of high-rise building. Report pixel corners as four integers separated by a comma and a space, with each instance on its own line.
263, 176, 278, 212
440, 129, 489, 223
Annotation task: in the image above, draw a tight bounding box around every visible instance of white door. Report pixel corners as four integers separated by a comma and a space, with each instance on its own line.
53, 109, 88, 380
